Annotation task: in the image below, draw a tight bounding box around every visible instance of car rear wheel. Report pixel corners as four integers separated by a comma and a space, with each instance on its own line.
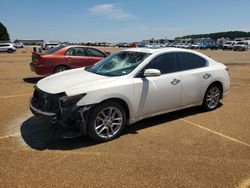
54, 66, 68, 73
202, 84, 222, 111
7, 49, 13, 53
88, 101, 126, 142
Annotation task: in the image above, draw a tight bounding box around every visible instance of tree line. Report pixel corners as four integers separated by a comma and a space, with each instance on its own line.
178, 31, 250, 40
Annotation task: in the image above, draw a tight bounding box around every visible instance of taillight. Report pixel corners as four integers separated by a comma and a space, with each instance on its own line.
225, 67, 230, 76
36, 55, 43, 64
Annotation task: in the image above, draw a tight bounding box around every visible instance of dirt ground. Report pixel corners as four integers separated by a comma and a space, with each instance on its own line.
0, 47, 249, 188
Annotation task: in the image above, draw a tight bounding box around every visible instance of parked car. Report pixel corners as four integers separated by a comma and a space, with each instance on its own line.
222, 41, 235, 50
209, 44, 219, 50
0, 43, 16, 53
190, 43, 201, 49
183, 44, 191, 49
41, 42, 60, 50
30, 45, 109, 75
14, 42, 24, 48
233, 41, 248, 51
30, 48, 230, 142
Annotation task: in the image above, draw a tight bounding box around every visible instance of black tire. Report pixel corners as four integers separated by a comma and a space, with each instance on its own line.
202, 84, 222, 111
88, 101, 126, 142
7, 49, 13, 53
54, 66, 69, 73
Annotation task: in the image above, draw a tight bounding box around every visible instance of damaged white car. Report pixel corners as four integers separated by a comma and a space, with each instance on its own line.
30, 48, 230, 142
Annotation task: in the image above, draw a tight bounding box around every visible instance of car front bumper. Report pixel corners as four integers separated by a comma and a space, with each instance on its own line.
29, 98, 57, 124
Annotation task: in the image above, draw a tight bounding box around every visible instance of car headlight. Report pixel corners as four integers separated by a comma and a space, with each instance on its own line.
60, 94, 86, 107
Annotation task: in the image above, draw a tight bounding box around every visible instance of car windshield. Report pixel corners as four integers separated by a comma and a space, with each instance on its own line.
225, 42, 232, 45
44, 44, 64, 54
237, 42, 246, 45
86, 51, 151, 76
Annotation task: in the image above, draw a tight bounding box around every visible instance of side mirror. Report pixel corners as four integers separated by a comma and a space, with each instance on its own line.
143, 69, 161, 77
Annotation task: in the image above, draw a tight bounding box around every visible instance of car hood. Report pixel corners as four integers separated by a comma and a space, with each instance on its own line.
37, 68, 118, 95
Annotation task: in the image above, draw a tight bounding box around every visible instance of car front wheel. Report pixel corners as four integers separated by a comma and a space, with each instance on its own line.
88, 101, 126, 142
202, 84, 222, 111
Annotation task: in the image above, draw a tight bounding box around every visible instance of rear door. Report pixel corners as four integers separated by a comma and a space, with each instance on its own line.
0, 44, 8, 52
176, 52, 211, 107
133, 52, 181, 117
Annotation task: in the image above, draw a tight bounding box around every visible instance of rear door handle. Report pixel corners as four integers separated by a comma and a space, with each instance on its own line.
203, 73, 211, 79
171, 79, 180, 85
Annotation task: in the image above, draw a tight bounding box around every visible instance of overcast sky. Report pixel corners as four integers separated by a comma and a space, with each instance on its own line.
1, 0, 250, 42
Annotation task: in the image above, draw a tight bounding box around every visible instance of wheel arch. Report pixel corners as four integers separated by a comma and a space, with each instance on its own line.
97, 98, 130, 121
205, 81, 223, 99
53, 64, 70, 73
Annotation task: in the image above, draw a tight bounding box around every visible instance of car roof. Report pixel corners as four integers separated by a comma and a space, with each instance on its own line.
0, 43, 12, 45
123, 47, 197, 54
123, 47, 214, 62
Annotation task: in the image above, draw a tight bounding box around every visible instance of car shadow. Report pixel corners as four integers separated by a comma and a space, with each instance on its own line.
23, 77, 44, 84
20, 103, 223, 150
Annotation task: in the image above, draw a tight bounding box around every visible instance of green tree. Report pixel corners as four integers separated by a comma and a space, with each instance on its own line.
178, 31, 250, 40
0, 22, 10, 41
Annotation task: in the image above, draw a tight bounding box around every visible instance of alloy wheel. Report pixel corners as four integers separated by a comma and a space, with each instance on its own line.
94, 107, 123, 138
206, 87, 220, 109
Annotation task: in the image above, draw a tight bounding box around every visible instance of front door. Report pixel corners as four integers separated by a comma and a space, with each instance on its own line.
133, 52, 181, 117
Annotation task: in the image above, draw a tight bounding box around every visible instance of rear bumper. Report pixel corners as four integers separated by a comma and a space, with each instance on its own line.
30, 62, 52, 76
29, 98, 57, 123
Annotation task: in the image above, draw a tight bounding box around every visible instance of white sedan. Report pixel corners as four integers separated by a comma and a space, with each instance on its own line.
30, 48, 230, 142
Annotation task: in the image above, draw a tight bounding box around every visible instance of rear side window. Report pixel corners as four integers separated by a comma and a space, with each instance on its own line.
144, 53, 178, 74
44, 44, 65, 54
177, 52, 207, 71
0, 44, 10, 47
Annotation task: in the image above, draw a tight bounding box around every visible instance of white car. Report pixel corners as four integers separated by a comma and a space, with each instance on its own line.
30, 48, 230, 142
223, 41, 235, 50
233, 41, 248, 51
0, 43, 16, 53
14, 42, 24, 48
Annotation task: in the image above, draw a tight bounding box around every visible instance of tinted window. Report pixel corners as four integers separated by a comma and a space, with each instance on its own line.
0, 44, 10, 47
65, 47, 84, 56
84, 48, 105, 57
44, 44, 65, 54
144, 53, 178, 74
177, 52, 206, 71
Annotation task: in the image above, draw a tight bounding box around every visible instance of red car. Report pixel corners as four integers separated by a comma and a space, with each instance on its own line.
30, 45, 109, 75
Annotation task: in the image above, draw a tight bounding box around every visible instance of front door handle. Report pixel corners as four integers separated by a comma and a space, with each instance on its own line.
171, 79, 180, 85
203, 73, 211, 79
67, 57, 72, 61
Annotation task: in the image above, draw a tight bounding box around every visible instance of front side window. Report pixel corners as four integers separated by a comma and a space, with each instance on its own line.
177, 52, 207, 71
143, 53, 178, 74
86, 51, 151, 76
84, 48, 105, 57
65, 47, 84, 56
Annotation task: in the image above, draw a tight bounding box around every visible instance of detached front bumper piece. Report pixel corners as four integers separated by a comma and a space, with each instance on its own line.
29, 98, 57, 124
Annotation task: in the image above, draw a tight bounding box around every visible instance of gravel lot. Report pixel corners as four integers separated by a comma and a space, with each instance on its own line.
0, 47, 249, 187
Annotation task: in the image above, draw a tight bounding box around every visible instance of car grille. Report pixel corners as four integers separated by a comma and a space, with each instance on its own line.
32, 88, 65, 114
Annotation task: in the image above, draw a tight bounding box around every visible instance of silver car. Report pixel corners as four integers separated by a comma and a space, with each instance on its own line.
0, 43, 16, 53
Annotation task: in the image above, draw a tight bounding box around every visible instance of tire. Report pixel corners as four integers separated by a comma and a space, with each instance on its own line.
7, 49, 13, 53
88, 101, 126, 142
54, 66, 68, 73
202, 84, 222, 111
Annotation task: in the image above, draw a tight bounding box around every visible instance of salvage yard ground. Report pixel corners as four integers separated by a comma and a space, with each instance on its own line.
0, 47, 250, 187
